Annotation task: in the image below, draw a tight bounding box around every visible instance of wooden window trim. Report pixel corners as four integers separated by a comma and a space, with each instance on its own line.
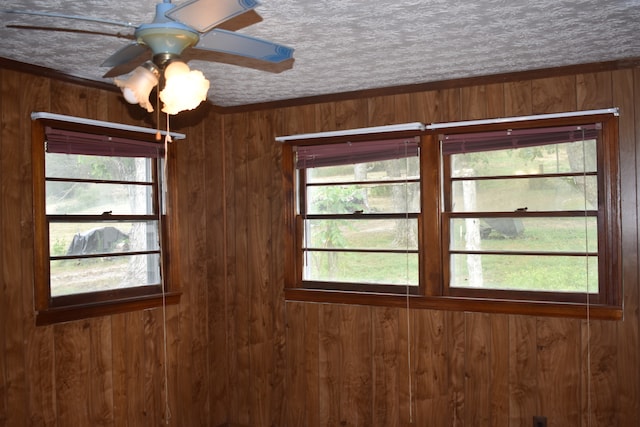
283, 113, 622, 320
32, 118, 181, 325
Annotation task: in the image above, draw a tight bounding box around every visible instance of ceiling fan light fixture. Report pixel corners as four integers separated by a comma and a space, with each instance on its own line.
159, 60, 210, 115
114, 61, 160, 113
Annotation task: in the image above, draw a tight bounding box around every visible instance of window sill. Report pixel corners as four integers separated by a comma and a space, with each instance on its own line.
36, 292, 181, 326
284, 288, 622, 320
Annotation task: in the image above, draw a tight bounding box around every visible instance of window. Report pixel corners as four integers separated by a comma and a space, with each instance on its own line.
294, 137, 421, 294
441, 121, 618, 306
283, 111, 621, 319
32, 115, 181, 324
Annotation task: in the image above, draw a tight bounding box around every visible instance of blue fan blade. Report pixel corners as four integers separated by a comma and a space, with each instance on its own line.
101, 43, 149, 68
196, 29, 293, 63
166, 0, 259, 33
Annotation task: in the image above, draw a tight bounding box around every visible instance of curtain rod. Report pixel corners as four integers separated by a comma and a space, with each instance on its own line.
426, 108, 619, 131
31, 112, 186, 140
275, 108, 618, 142
275, 122, 426, 142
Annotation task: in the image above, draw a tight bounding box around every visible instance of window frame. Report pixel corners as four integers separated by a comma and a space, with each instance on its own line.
282, 112, 622, 319
32, 116, 181, 325
296, 148, 422, 294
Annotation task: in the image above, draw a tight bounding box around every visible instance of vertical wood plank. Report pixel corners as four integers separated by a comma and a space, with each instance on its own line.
448, 311, 465, 427
205, 111, 228, 426
508, 316, 538, 427
372, 307, 399, 427
316, 102, 337, 132
285, 301, 307, 426
485, 83, 506, 118
142, 309, 162, 427
179, 110, 210, 426
531, 75, 577, 113
54, 321, 91, 425
335, 98, 368, 129
576, 71, 613, 110
21, 70, 56, 427
489, 314, 509, 427
410, 90, 442, 123
339, 305, 372, 426
0, 68, 5, 426
464, 312, 491, 427
318, 304, 340, 426
89, 316, 114, 426
303, 303, 320, 427
581, 320, 618, 426
460, 85, 487, 120
393, 93, 413, 123
25, 326, 56, 425
397, 307, 412, 426
614, 68, 640, 426
413, 309, 450, 426
281, 103, 316, 136
0, 69, 28, 426
504, 81, 532, 117
367, 96, 396, 126
247, 109, 277, 426
111, 313, 128, 426
226, 112, 252, 426
269, 107, 288, 427
536, 318, 581, 426
124, 312, 145, 426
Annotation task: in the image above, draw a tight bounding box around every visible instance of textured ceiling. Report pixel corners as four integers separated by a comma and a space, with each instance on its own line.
1, 0, 639, 107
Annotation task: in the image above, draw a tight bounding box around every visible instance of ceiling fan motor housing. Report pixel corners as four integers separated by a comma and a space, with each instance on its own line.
135, 2, 199, 59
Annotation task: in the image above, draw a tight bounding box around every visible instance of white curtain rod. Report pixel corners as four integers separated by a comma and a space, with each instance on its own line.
275, 122, 426, 142
426, 108, 619, 131
31, 112, 186, 140
275, 108, 619, 142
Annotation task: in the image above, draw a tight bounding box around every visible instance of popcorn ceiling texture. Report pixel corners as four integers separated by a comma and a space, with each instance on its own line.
1, 0, 639, 107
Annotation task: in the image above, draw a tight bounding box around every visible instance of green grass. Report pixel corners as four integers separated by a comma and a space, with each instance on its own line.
305, 144, 597, 291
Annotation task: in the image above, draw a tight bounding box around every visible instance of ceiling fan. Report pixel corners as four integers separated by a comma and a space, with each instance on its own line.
1, 0, 295, 113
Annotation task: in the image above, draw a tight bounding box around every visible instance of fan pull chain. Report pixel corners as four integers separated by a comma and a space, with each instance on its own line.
404, 141, 414, 424
160, 113, 172, 424
581, 130, 592, 427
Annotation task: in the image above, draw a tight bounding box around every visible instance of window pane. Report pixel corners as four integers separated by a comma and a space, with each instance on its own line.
49, 222, 159, 256
450, 140, 596, 178
307, 157, 419, 184
46, 153, 153, 182
451, 176, 597, 212
307, 182, 420, 214
449, 217, 598, 252
50, 253, 161, 297
303, 251, 418, 285
304, 218, 418, 250
449, 254, 598, 293
46, 181, 154, 215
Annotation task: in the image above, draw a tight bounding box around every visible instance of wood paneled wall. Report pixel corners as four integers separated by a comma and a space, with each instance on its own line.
1, 64, 639, 426
0, 68, 225, 426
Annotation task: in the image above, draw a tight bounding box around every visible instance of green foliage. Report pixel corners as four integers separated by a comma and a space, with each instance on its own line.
51, 237, 68, 256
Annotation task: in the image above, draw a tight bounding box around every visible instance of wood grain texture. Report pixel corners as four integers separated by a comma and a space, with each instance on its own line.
284, 301, 307, 426
2, 62, 640, 427
508, 316, 538, 427
1, 68, 29, 426
205, 111, 229, 427
613, 68, 640, 426
536, 318, 581, 425
372, 307, 400, 426
228, 111, 252, 426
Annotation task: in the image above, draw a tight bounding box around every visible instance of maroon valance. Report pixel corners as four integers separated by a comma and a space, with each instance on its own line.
441, 124, 600, 155
295, 136, 420, 169
45, 127, 165, 158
